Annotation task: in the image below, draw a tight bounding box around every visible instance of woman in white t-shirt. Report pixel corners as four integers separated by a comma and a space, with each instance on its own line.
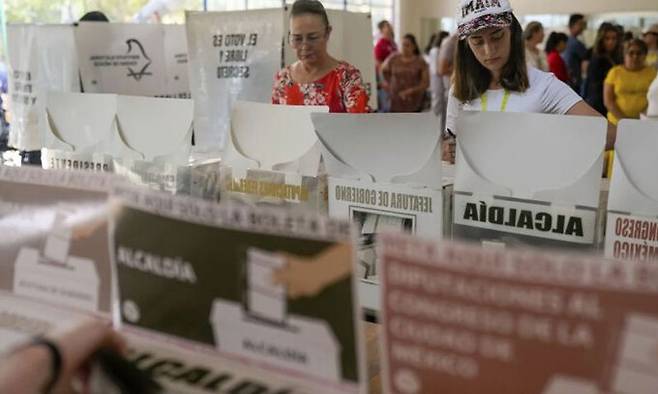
443, 0, 615, 162
647, 74, 658, 119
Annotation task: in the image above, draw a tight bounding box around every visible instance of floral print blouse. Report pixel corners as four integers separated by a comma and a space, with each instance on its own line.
271, 61, 370, 113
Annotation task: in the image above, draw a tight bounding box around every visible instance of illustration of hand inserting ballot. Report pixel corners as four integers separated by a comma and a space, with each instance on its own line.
13, 204, 102, 312
210, 243, 353, 383
272, 243, 353, 300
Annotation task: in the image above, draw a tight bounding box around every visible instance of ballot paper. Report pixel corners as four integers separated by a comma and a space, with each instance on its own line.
246, 248, 286, 324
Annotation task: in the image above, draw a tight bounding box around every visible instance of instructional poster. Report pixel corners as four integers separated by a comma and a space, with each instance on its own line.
111, 185, 363, 393
6, 24, 80, 151
0, 167, 114, 313
75, 22, 168, 96
186, 9, 285, 150
453, 193, 599, 250
379, 233, 658, 394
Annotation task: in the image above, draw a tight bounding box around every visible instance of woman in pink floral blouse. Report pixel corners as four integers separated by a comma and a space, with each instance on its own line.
271, 0, 370, 113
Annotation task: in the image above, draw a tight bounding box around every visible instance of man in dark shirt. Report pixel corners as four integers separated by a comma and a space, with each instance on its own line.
562, 14, 588, 92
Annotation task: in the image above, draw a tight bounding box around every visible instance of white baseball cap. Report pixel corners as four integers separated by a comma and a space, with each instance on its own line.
457, 0, 514, 40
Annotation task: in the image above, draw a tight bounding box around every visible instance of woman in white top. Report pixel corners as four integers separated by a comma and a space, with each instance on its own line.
523, 21, 548, 71
443, 0, 615, 162
647, 74, 658, 119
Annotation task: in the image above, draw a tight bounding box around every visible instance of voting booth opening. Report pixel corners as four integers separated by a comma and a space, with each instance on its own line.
2, 2, 658, 394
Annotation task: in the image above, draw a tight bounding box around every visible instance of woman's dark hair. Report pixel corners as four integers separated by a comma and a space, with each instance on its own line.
568, 14, 585, 29
404, 33, 421, 56
425, 33, 438, 54
79, 11, 109, 22
626, 38, 649, 55
453, 15, 528, 102
434, 31, 450, 49
593, 22, 621, 58
290, 0, 330, 29
544, 32, 568, 53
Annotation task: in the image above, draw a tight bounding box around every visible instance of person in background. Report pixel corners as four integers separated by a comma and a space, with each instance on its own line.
423, 33, 438, 63
604, 39, 657, 125
444, 0, 615, 164
272, 0, 369, 113
646, 73, 658, 119
562, 13, 588, 91
643, 24, 658, 69
374, 20, 397, 112
381, 34, 430, 113
523, 21, 547, 71
79, 10, 110, 22
584, 23, 622, 115
545, 32, 570, 83
0, 60, 8, 152
437, 34, 458, 131
427, 31, 451, 118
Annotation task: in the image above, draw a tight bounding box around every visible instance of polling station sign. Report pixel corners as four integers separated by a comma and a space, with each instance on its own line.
453, 193, 599, 250
379, 233, 658, 394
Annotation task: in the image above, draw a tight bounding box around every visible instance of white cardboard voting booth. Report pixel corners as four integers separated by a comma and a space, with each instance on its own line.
453, 111, 607, 250
312, 112, 443, 283
75, 22, 168, 96
41, 92, 116, 171
187, 8, 376, 152
6, 24, 80, 151
604, 119, 658, 262
186, 9, 285, 150
40, 92, 195, 193
283, 9, 377, 111
219, 101, 329, 210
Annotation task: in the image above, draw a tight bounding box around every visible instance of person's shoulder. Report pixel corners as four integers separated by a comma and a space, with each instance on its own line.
337, 61, 361, 73
528, 66, 554, 84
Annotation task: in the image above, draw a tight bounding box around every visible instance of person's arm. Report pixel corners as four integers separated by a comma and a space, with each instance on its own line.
273, 243, 353, 299
603, 83, 626, 121
567, 100, 617, 150
0, 320, 125, 394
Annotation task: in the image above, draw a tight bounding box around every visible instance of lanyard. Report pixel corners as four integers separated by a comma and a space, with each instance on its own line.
481, 89, 510, 112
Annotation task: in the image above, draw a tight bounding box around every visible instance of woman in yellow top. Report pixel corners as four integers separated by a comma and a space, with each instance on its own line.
604, 39, 657, 125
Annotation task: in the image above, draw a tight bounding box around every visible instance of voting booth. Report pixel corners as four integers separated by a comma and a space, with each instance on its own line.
75, 23, 189, 98
186, 8, 376, 152
453, 112, 607, 250
604, 120, 658, 262
6, 24, 80, 152
218, 101, 329, 211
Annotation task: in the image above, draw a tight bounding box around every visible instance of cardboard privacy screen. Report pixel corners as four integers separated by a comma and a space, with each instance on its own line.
219, 101, 329, 209
604, 119, 658, 262
110, 186, 364, 393
453, 111, 607, 250
7, 24, 80, 151
228, 101, 328, 174
186, 9, 285, 150
313, 112, 442, 285
379, 233, 658, 394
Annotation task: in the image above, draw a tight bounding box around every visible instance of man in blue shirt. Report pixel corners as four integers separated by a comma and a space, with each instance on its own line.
562, 14, 588, 93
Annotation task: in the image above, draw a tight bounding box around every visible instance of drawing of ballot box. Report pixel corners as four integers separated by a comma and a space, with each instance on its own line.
611, 314, 658, 394
210, 299, 342, 383
13, 248, 99, 312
